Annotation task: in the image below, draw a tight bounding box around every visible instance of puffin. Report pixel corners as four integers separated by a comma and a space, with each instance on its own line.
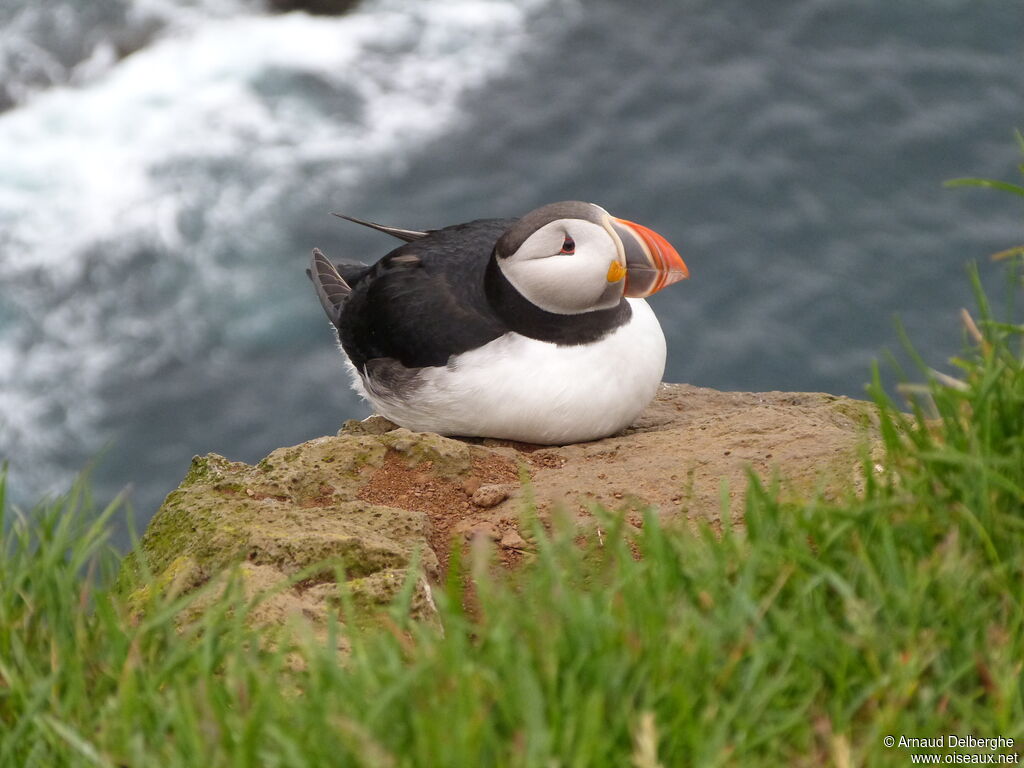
307, 201, 688, 445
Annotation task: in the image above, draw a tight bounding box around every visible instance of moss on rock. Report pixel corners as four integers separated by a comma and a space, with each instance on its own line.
126, 428, 456, 633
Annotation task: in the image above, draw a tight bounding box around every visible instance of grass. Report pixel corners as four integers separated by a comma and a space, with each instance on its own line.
2, 191, 1023, 765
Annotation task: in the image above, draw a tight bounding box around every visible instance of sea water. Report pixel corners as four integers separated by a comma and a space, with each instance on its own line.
0, 0, 1021, 528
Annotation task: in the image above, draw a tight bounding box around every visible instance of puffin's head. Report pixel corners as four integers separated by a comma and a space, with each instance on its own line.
493, 201, 689, 315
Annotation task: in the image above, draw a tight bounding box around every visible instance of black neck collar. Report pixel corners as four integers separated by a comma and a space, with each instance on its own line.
483, 255, 632, 346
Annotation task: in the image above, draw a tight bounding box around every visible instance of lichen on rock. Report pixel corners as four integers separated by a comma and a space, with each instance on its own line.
123, 432, 445, 633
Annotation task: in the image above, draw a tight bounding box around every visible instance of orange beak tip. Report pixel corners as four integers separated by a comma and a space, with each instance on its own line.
613, 216, 688, 296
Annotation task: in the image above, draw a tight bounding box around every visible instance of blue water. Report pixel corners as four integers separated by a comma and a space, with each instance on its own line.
0, 0, 1021, 530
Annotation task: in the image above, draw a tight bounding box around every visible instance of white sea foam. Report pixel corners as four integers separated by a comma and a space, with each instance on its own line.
0, 0, 558, 501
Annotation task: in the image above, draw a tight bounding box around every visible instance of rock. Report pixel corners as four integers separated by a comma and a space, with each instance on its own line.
339, 415, 398, 436
506, 383, 879, 527
126, 383, 879, 636
464, 522, 500, 542
266, 0, 360, 15
499, 530, 528, 550
471, 484, 510, 508
380, 428, 473, 477
120, 437, 446, 636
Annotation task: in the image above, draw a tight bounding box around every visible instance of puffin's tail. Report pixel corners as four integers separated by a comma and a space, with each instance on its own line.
307, 248, 351, 330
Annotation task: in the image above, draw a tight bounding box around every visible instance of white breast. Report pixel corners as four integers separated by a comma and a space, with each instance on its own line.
349, 298, 667, 444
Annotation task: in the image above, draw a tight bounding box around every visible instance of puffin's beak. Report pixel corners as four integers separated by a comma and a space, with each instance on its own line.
610, 217, 689, 297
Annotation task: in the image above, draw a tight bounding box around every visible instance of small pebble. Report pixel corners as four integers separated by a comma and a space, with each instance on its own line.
465, 522, 500, 541
499, 530, 527, 550
472, 484, 510, 508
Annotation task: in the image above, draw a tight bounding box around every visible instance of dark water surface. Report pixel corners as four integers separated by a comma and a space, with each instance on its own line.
0, 0, 1021, 533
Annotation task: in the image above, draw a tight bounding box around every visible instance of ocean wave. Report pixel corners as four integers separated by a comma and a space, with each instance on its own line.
0, 0, 262, 111
0, 0, 560, 503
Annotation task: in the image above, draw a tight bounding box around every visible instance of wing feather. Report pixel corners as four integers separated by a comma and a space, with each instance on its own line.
332, 213, 428, 243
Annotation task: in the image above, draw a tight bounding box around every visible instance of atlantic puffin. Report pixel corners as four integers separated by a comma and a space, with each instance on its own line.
308, 201, 688, 444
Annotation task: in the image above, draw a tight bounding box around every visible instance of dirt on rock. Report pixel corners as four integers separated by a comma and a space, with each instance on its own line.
356, 451, 520, 572
489, 383, 879, 531
126, 383, 879, 633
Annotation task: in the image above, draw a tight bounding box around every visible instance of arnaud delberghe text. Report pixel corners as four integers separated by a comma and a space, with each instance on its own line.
899, 736, 1015, 751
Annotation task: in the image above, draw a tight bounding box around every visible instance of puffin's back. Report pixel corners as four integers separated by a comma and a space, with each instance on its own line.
336, 218, 514, 370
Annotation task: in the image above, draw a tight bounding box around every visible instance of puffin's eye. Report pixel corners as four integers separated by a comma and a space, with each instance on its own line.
560, 235, 575, 254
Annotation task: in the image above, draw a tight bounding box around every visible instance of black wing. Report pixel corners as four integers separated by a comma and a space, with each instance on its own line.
338, 218, 513, 370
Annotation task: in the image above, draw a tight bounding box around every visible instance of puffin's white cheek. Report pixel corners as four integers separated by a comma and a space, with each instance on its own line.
505, 256, 618, 315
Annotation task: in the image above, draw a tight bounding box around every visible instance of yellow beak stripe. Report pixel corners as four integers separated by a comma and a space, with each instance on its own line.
606, 261, 627, 283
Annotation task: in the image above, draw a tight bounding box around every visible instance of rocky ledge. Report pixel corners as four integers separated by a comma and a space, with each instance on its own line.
123, 383, 878, 632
